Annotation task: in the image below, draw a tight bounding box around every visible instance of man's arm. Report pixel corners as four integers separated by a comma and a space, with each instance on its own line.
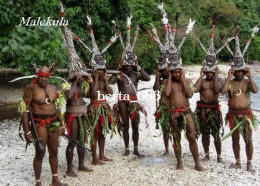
109, 74, 118, 84
245, 68, 259, 93
181, 70, 194, 98
65, 79, 78, 99
163, 71, 172, 97
221, 68, 234, 94
194, 67, 204, 93
137, 65, 151, 81
153, 70, 160, 91
104, 73, 113, 94
213, 68, 222, 94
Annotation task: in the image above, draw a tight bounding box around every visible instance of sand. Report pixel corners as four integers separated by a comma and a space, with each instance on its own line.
0, 64, 260, 186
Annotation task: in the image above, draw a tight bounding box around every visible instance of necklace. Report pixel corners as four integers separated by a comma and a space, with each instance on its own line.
234, 80, 243, 96
44, 88, 52, 104
124, 81, 130, 87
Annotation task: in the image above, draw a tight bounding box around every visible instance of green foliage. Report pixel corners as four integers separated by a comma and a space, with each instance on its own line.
0, 0, 260, 74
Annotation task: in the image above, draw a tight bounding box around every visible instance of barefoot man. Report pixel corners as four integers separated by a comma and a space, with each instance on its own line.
221, 30, 259, 172
20, 66, 67, 186
193, 32, 231, 162
153, 54, 171, 155
60, 16, 93, 176
85, 16, 117, 165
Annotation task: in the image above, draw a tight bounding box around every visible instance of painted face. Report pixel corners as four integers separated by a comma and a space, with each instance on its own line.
171, 69, 182, 81
125, 52, 136, 65
123, 65, 133, 75
205, 55, 216, 67
234, 57, 244, 69
204, 71, 214, 80
169, 53, 179, 63
94, 54, 106, 66
234, 70, 245, 81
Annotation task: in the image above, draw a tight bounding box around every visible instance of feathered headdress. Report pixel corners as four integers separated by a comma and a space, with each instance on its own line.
112, 14, 140, 66
193, 30, 234, 72
226, 26, 259, 71
150, 3, 195, 70
59, 3, 91, 79
85, 16, 118, 70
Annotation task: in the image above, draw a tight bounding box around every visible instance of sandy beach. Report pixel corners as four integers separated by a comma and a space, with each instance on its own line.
0, 64, 260, 186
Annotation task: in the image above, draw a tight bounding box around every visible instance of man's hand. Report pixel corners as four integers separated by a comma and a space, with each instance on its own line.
200, 67, 205, 77
103, 72, 108, 80
228, 68, 234, 79
244, 67, 252, 78
93, 70, 98, 81
181, 69, 185, 81
215, 67, 219, 76
25, 132, 33, 143
59, 126, 65, 136
85, 76, 93, 83
167, 68, 172, 79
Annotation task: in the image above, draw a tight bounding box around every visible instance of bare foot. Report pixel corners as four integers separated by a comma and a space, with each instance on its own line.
78, 166, 93, 172
35, 181, 42, 186
195, 164, 206, 171
247, 163, 256, 173
201, 155, 210, 162
66, 169, 78, 177
133, 150, 145, 158
163, 150, 169, 156
229, 163, 242, 169
100, 156, 114, 162
91, 159, 106, 165
50, 180, 68, 186
123, 150, 130, 156
176, 162, 184, 170
217, 157, 224, 163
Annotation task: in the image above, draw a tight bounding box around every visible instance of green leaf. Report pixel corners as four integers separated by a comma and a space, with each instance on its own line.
2, 45, 10, 52
23, 45, 33, 51
8, 39, 18, 50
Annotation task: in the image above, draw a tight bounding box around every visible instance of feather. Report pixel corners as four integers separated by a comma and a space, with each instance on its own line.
186, 19, 196, 34
86, 16, 92, 26
59, 2, 64, 12
127, 14, 133, 28
157, 3, 168, 25
251, 25, 259, 37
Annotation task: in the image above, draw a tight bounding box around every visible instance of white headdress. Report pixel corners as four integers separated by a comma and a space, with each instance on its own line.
226, 26, 259, 71
112, 14, 140, 66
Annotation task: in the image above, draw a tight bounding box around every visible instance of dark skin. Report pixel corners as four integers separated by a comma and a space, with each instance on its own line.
109, 64, 151, 157
22, 67, 67, 186
194, 67, 223, 163
163, 69, 205, 171
65, 75, 93, 177
153, 68, 169, 155
89, 69, 113, 165
221, 68, 258, 172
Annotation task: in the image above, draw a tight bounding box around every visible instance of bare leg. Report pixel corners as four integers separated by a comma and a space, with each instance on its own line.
186, 114, 205, 171
201, 130, 210, 162
229, 129, 242, 169
48, 129, 67, 186
99, 135, 113, 161
78, 148, 93, 172
173, 131, 183, 170
119, 102, 130, 156
244, 127, 255, 173
132, 113, 145, 158
34, 126, 48, 186
66, 117, 78, 177
214, 135, 223, 163
91, 136, 105, 165
163, 131, 169, 155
